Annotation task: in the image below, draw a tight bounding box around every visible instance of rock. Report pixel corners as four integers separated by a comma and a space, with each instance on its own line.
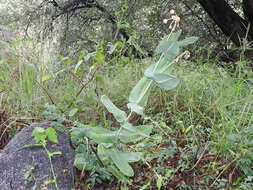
0, 121, 75, 190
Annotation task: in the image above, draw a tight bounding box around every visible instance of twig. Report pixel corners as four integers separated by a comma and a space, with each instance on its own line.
66, 66, 101, 110
36, 81, 56, 105
210, 157, 238, 187
188, 143, 210, 171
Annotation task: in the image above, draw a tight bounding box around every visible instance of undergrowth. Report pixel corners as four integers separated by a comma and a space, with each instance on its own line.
0, 32, 253, 189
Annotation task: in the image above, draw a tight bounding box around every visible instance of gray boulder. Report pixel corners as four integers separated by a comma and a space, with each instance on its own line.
0, 121, 75, 190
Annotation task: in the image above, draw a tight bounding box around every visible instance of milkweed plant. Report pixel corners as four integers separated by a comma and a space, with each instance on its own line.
71, 10, 198, 181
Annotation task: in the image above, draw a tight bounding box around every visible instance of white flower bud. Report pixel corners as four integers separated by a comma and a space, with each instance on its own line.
169, 9, 176, 15
163, 19, 168, 24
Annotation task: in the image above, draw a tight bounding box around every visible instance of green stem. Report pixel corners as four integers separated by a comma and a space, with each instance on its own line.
43, 145, 59, 190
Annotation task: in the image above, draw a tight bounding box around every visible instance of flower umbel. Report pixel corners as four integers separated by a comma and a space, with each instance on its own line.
163, 9, 181, 31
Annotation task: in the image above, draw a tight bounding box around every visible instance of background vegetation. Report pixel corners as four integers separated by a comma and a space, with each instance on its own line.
0, 0, 252, 189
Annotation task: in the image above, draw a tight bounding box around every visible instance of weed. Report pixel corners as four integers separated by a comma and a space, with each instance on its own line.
22, 127, 61, 190
70, 30, 198, 188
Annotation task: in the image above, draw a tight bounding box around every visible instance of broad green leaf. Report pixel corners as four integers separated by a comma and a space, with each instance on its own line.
127, 103, 144, 116
69, 108, 78, 117
79, 126, 118, 143
168, 30, 182, 41
74, 153, 88, 170
155, 40, 176, 54
118, 152, 143, 162
107, 165, 128, 182
145, 62, 157, 73
34, 134, 47, 144
87, 129, 117, 144
145, 72, 180, 90
129, 77, 153, 107
74, 144, 101, 171
45, 128, 58, 144
100, 143, 113, 148
164, 43, 180, 56
101, 95, 127, 123
70, 123, 96, 144
155, 30, 182, 54
97, 144, 106, 155
146, 34, 198, 79
145, 57, 174, 77
106, 149, 134, 176
158, 56, 175, 74
32, 127, 45, 135
178, 36, 198, 46
156, 40, 180, 57
97, 144, 111, 163
32, 127, 45, 143
118, 125, 152, 143
121, 123, 149, 138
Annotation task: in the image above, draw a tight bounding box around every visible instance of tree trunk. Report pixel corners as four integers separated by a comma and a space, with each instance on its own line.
242, 0, 253, 40
197, 0, 253, 46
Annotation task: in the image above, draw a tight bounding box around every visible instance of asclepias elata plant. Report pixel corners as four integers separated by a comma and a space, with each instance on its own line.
71, 29, 198, 180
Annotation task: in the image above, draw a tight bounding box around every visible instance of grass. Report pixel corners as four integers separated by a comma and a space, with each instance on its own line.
0, 37, 253, 189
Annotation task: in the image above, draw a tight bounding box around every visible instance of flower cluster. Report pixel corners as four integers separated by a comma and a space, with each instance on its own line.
163, 9, 180, 31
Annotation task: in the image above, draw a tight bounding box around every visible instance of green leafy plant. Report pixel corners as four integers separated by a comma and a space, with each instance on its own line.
22, 127, 61, 190
71, 29, 198, 185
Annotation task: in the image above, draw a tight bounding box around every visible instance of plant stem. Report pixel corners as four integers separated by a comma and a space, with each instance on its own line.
90, 145, 105, 167
43, 145, 59, 190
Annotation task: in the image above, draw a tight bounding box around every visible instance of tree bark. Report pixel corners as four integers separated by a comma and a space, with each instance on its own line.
197, 0, 253, 46
243, 0, 253, 40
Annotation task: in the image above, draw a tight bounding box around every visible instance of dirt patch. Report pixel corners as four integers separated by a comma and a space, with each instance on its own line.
73, 138, 243, 189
